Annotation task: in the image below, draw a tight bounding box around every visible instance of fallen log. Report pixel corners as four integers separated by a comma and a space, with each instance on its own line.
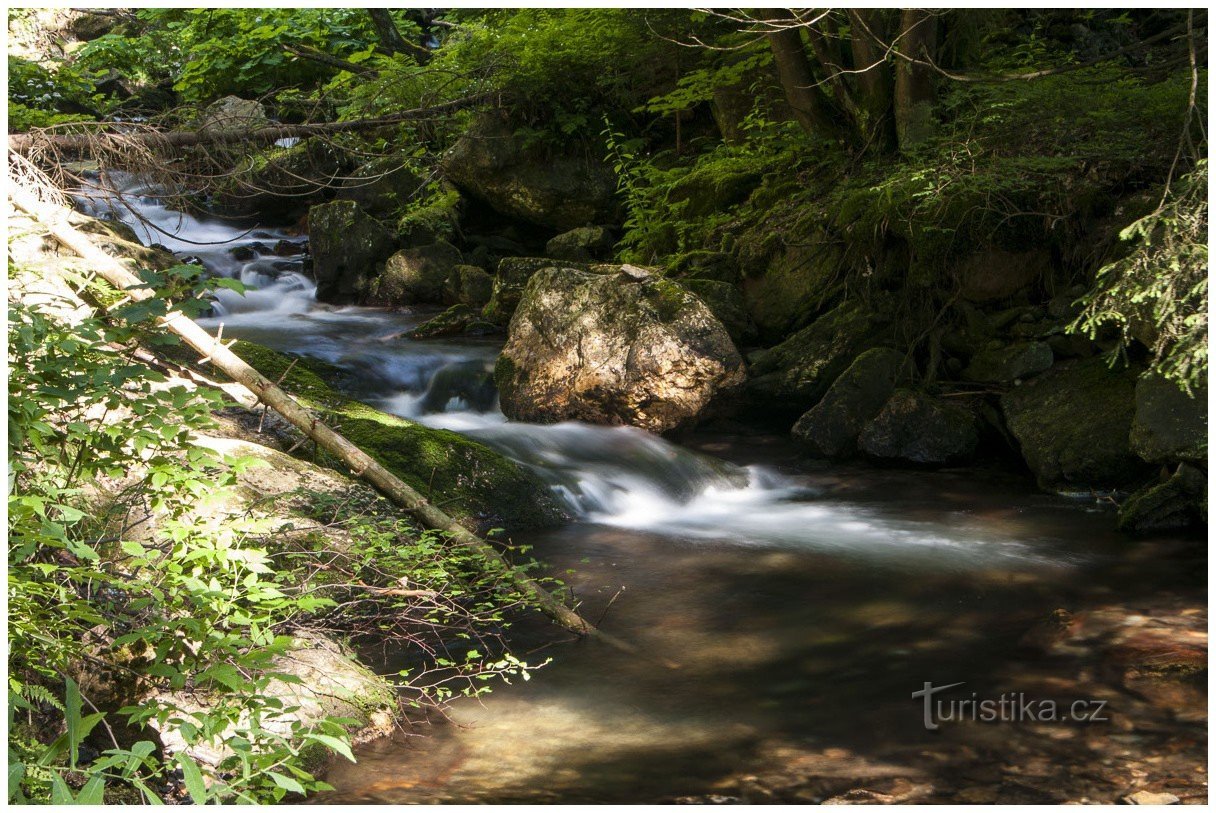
9, 181, 613, 647
9, 93, 493, 156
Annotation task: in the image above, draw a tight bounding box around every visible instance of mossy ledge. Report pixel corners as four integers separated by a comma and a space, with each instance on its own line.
219, 340, 568, 531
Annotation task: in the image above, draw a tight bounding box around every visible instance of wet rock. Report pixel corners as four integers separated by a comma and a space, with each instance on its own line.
1117, 464, 1207, 534
1124, 790, 1181, 805
273, 239, 306, 256
441, 112, 619, 231
309, 201, 397, 305
962, 341, 1054, 383
747, 300, 891, 417
682, 278, 758, 346
396, 184, 465, 247
858, 390, 980, 466
954, 249, 1049, 303
197, 95, 267, 134
792, 348, 907, 459
374, 240, 463, 306
407, 304, 500, 340
496, 266, 746, 433
1001, 356, 1146, 490
1129, 373, 1207, 464
443, 264, 494, 307
545, 225, 615, 262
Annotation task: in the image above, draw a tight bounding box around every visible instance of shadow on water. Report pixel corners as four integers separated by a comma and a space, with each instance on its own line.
90, 187, 1204, 804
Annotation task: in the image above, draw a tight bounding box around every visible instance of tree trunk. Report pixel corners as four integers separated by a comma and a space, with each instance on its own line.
767, 28, 841, 141
847, 8, 896, 151
893, 8, 939, 152
9, 182, 619, 649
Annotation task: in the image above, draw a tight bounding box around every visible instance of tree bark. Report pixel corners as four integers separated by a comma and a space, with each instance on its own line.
847, 8, 896, 151
893, 8, 939, 152
365, 9, 429, 64
767, 28, 841, 141
9, 182, 616, 648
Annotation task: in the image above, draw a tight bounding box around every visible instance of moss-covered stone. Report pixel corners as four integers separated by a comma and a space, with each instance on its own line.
742, 238, 847, 342
309, 200, 397, 305
858, 390, 980, 466
336, 155, 426, 217
746, 299, 892, 417
441, 112, 620, 231
792, 347, 906, 459
962, 341, 1055, 383
666, 158, 762, 218
226, 341, 565, 530
1117, 463, 1207, 534
544, 225, 616, 261
1001, 356, 1147, 490
407, 304, 501, 339
443, 264, 494, 307
1129, 372, 1207, 465
374, 240, 463, 305
682, 278, 757, 346
481, 256, 591, 325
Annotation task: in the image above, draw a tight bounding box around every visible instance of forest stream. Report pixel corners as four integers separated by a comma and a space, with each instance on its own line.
84, 182, 1206, 805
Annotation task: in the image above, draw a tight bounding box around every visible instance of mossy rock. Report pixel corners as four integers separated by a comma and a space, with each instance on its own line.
1129, 373, 1207, 465
962, 341, 1055, 383
746, 299, 893, 418
682, 278, 757, 346
374, 240, 463, 306
225, 341, 565, 531
1117, 464, 1207, 534
666, 159, 762, 218
858, 390, 980, 467
741, 236, 847, 342
407, 304, 500, 339
309, 200, 397, 305
481, 256, 591, 326
443, 264, 494, 307
792, 347, 906, 459
1001, 356, 1148, 491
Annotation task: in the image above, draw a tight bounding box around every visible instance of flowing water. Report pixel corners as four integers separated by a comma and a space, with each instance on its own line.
88, 184, 1206, 803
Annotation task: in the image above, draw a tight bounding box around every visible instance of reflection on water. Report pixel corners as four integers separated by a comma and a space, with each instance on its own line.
102, 185, 1204, 804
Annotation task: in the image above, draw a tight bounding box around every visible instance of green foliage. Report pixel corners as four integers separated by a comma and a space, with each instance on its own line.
7, 55, 101, 132
8, 265, 351, 803
75, 8, 415, 104
1073, 161, 1208, 393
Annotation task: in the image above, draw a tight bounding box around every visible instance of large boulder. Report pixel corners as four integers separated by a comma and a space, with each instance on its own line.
545, 225, 616, 261
197, 95, 267, 134
742, 240, 845, 342
858, 390, 980, 466
1001, 357, 1146, 490
441, 112, 619, 231
495, 266, 746, 433
309, 201, 397, 305
1129, 373, 1207, 464
792, 348, 907, 459
374, 240, 463, 305
746, 299, 891, 417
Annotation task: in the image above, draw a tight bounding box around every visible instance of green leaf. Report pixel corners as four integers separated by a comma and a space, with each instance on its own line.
268, 772, 306, 794
50, 773, 75, 804
176, 754, 208, 805
76, 774, 106, 804
307, 733, 355, 762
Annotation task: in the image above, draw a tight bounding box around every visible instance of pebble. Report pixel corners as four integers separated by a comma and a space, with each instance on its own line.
1124, 790, 1180, 805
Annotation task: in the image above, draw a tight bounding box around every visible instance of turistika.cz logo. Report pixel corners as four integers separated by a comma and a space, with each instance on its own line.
912, 681, 1109, 730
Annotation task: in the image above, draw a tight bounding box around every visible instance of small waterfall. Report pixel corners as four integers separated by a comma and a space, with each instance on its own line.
91, 179, 1069, 569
